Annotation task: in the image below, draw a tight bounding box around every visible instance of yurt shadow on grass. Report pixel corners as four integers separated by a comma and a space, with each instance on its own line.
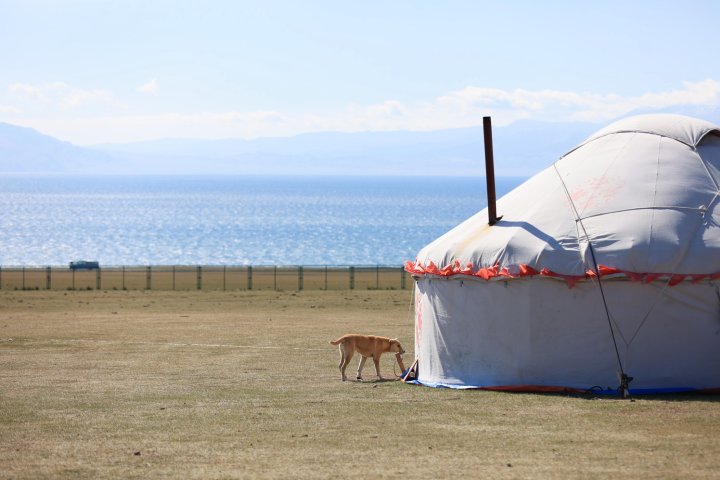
575, 391, 720, 403
405, 114, 720, 396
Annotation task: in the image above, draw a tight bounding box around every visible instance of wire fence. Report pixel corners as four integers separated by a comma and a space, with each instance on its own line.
0, 265, 410, 291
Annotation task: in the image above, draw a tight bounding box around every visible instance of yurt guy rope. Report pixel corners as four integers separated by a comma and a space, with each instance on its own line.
583, 241, 632, 397
553, 164, 631, 397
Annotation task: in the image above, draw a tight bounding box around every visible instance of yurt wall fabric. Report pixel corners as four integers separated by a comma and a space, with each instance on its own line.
407, 114, 720, 393
414, 278, 720, 392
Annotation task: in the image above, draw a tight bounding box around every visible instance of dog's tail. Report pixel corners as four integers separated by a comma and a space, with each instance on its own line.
329, 336, 345, 345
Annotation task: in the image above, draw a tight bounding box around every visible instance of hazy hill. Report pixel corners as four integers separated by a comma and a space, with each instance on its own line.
2, 106, 719, 176
89, 121, 597, 176
0, 123, 113, 173
0, 121, 598, 176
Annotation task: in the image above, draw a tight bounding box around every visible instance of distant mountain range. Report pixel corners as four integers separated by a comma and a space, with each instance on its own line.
2, 106, 719, 176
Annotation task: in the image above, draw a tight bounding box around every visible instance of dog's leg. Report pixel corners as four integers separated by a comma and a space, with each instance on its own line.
373, 355, 383, 380
339, 345, 353, 381
356, 356, 368, 381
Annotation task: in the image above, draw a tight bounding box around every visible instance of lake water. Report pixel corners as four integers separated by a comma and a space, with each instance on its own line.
0, 175, 525, 267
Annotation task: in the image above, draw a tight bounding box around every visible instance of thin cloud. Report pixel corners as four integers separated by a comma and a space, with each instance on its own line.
312, 79, 720, 134
7, 79, 720, 144
136, 79, 158, 94
9, 82, 55, 101
25, 110, 295, 144
9, 81, 121, 109
433, 79, 720, 125
0, 104, 21, 114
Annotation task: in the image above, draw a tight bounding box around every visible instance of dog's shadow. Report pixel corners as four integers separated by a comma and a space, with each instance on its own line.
356, 377, 401, 383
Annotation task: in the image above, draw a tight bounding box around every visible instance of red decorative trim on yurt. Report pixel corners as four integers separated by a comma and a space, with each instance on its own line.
404, 259, 720, 288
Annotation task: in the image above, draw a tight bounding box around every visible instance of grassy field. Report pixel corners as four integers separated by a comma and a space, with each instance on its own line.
1, 289, 719, 479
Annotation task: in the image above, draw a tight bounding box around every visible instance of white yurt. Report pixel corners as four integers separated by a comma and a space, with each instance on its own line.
405, 114, 720, 394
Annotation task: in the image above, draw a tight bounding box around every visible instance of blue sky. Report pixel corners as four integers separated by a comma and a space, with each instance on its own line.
1, 0, 719, 145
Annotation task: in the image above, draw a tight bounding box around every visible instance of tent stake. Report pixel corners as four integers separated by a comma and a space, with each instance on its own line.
483, 116, 502, 225
401, 358, 419, 383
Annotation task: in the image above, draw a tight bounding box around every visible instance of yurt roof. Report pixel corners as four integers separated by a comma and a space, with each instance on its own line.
407, 114, 720, 287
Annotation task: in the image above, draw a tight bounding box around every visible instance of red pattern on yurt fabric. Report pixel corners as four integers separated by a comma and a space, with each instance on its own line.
404, 260, 720, 288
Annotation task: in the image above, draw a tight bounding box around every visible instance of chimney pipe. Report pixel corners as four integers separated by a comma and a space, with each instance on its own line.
483, 116, 501, 226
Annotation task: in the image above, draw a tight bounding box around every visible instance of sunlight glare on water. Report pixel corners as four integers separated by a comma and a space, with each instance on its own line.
0, 175, 524, 266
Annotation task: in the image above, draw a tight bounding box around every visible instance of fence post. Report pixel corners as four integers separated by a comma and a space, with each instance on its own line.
22, 267, 25, 290
46, 266, 52, 290
196, 266, 202, 290
223, 266, 227, 291
172, 266, 176, 291
0, 266, 2, 289
349, 266, 355, 290
400, 266, 406, 290
146, 266, 152, 290
376, 265, 380, 289
72, 268, 75, 290
298, 266, 304, 291
273, 266, 276, 291
247, 266, 253, 290
325, 266, 328, 291
122, 266, 125, 290
96, 268, 101, 290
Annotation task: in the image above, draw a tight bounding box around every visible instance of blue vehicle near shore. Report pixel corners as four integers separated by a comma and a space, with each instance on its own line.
69, 260, 100, 270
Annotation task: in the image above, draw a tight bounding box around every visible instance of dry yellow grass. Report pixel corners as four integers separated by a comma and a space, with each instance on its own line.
1, 289, 719, 479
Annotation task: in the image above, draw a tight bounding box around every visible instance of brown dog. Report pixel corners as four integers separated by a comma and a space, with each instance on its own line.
330, 334, 405, 381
